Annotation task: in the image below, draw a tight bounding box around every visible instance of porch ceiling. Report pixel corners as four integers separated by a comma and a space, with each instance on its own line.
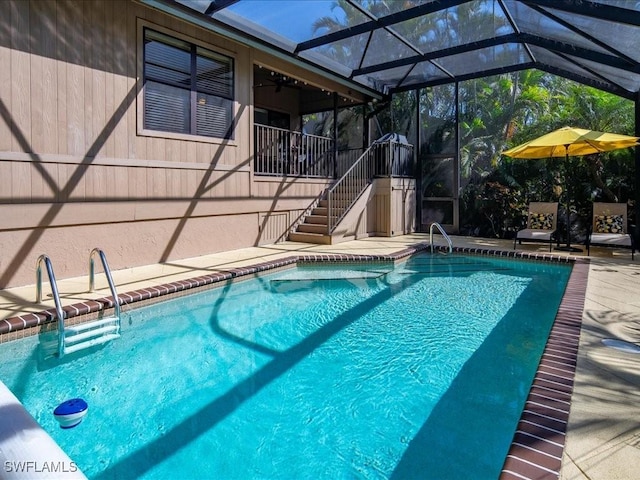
144, 0, 640, 100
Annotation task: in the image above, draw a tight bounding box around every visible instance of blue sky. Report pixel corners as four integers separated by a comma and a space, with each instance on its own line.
227, 0, 347, 42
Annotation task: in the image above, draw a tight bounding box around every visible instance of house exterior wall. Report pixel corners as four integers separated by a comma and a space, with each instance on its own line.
0, 0, 338, 289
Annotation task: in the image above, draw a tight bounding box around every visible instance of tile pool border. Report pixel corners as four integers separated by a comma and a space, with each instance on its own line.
0, 243, 588, 480
0, 244, 420, 338
0, 244, 574, 338
500, 257, 589, 480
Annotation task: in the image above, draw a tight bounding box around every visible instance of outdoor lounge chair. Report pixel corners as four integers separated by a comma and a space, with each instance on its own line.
586, 202, 635, 260
514, 202, 558, 252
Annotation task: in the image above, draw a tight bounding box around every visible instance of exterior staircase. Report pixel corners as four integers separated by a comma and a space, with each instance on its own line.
289, 135, 413, 245
289, 188, 374, 244
289, 200, 332, 244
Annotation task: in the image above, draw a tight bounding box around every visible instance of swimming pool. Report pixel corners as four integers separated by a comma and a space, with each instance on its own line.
0, 254, 572, 479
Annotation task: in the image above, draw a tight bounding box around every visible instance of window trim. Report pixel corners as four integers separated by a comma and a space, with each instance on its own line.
137, 21, 237, 145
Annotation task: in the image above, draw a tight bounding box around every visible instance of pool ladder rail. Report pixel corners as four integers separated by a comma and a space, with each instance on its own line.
429, 222, 453, 254
36, 248, 121, 357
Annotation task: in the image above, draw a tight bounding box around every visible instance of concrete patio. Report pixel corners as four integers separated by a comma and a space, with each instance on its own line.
1, 234, 639, 479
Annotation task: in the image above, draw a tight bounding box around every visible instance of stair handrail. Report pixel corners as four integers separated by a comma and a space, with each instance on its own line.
35, 254, 66, 357
89, 248, 121, 321
326, 143, 377, 234
326, 138, 414, 234
429, 222, 453, 253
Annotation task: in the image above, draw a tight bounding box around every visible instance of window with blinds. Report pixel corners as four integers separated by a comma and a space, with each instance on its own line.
143, 29, 234, 139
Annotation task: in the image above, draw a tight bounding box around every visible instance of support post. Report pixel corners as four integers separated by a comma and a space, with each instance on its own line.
333, 92, 338, 178
635, 90, 640, 245
454, 81, 460, 233
415, 88, 422, 232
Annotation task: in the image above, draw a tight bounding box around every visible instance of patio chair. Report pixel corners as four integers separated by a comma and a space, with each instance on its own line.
586, 202, 635, 260
514, 202, 558, 252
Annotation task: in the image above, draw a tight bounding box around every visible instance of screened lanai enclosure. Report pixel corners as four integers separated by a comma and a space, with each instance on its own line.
148, 0, 640, 234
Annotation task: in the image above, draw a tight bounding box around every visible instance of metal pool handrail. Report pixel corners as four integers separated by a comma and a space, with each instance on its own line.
429, 222, 453, 254
89, 247, 121, 321
35, 254, 66, 357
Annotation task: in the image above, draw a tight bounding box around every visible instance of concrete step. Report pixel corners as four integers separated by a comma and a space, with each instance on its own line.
297, 223, 329, 234
289, 231, 332, 245
318, 199, 352, 208
305, 215, 328, 225
327, 193, 359, 201
312, 207, 328, 216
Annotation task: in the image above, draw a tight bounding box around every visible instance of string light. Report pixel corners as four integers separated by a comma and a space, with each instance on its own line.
257, 65, 362, 103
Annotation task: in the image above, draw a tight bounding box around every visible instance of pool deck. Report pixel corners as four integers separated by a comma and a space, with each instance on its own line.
1, 234, 639, 479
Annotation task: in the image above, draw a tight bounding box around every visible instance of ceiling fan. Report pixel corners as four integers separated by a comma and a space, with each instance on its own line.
255, 72, 301, 93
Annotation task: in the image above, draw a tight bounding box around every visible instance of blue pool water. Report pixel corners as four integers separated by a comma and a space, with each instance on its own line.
0, 254, 571, 479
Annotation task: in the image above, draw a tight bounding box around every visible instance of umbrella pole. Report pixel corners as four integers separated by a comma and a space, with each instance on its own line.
555, 148, 583, 252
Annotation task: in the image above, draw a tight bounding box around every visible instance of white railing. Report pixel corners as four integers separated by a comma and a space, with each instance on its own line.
254, 124, 335, 178
326, 139, 414, 233
326, 145, 376, 233
379, 141, 414, 177
336, 148, 364, 177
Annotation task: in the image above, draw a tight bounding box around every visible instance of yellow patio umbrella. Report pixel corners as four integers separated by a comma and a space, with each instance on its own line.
503, 126, 639, 159
503, 126, 639, 251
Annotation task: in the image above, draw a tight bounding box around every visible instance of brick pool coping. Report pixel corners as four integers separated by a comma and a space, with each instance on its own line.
0, 243, 588, 479
500, 257, 588, 480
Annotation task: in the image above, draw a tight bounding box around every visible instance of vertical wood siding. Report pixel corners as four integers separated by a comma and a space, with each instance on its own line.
0, 0, 330, 288
258, 211, 295, 245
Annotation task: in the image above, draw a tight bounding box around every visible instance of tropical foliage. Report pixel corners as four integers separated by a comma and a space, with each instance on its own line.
309, 0, 636, 241
452, 73, 636, 240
